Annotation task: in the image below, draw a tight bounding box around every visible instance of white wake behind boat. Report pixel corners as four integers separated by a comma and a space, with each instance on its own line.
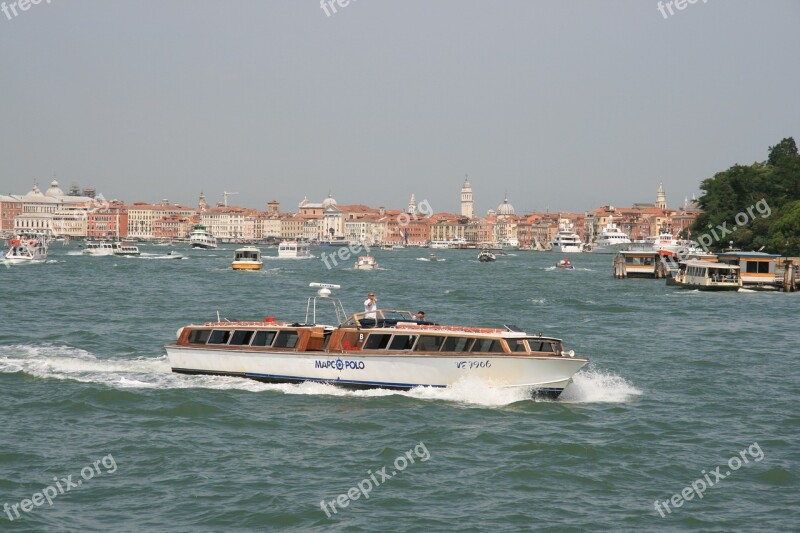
164, 283, 588, 397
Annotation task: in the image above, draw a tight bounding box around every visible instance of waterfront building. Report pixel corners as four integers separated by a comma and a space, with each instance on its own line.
200, 206, 258, 242
87, 203, 128, 240
0, 195, 23, 233
152, 214, 192, 240
127, 203, 197, 240
51, 205, 89, 238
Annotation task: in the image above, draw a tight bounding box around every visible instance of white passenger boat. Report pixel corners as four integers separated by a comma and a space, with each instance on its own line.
5, 233, 48, 264
113, 243, 140, 256
164, 283, 588, 397
680, 261, 742, 291
82, 241, 116, 256
278, 240, 311, 258
551, 220, 583, 253
232, 246, 263, 270
189, 225, 218, 249
591, 220, 631, 254
354, 256, 378, 270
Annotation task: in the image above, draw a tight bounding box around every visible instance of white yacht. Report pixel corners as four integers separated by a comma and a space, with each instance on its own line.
82, 241, 116, 256
189, 225, 217, 249
5, 233, 48, 264
591, 220, 632, 254
551, 220, 583, 253
278, 240, 311, 259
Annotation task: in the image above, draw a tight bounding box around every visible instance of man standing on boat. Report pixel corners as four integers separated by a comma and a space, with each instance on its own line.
364, 292, 378, 319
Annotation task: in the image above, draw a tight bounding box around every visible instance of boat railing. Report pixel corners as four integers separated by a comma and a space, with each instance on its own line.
342, 310, 417, 328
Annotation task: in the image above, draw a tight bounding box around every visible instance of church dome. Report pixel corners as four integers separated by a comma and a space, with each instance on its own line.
28, 183, 44, 196
497, 196, 515, 216
322, 193, 337, 209
46, 179, 65, 197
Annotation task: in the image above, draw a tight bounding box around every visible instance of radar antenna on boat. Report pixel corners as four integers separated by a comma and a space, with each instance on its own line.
306, 282, 348, 325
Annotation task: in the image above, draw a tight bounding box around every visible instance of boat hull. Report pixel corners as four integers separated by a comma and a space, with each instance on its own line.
165, 346, 588, 397
232, 262, 263, 270
551, 245, 583, 253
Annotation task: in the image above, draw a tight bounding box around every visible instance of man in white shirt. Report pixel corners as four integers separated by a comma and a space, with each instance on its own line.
363, 292, 377, 319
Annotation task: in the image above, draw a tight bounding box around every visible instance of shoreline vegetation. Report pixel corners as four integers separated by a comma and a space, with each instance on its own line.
690, 137, 800, 256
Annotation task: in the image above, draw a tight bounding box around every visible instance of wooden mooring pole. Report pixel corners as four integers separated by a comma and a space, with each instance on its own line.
784, 259, 797, 292
614, 255, 627, 279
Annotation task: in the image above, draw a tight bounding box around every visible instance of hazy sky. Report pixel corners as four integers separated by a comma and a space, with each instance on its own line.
1, 1, 798, 215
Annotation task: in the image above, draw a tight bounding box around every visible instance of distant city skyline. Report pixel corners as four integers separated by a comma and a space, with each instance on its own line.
5, 177, 685, 217
1, 2, 798, 214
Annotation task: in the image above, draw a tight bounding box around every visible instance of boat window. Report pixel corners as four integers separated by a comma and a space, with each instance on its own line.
442, 337, 474, 352
528, 340, 554, 352
364, 334, 391, 350
230, 330, 255, 346
388, 335, 417, 350
512, 340, 529, 352
470, 338, 504, 353
208, 330, 232, 345
273, 331, 299, 349
415, 335, 445, 351
251, 330, 276, 347
188, 329, 211, 344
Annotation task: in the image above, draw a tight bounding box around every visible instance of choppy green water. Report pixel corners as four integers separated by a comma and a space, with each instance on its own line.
1, 245, 798, 531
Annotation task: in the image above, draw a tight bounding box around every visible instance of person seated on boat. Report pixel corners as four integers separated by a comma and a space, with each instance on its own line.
364, 292, 378, 320
414, 311, 425, 321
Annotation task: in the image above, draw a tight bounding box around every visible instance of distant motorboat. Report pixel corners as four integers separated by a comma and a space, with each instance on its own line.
113, 243, 140, 256
477, 250, 496, 262
166, 251, 184, 259
428, 253, 440, 262
82, 241, 116, 256
232, 246, 263, 270
5, 233, 48, 264
278, 241, 311, 259
354, 256, 378, 270
557, 258, 574, 270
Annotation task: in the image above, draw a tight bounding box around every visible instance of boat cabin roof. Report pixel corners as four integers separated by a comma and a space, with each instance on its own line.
685, 260, 740, 270
716, 252, 780, 259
